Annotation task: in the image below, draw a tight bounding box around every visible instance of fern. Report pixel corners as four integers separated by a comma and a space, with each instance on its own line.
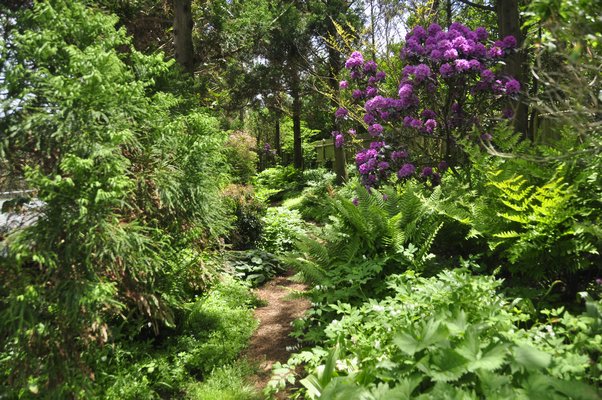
287, 182, 444, 318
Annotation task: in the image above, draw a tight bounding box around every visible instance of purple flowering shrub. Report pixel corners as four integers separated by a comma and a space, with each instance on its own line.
336, 22, 521, 188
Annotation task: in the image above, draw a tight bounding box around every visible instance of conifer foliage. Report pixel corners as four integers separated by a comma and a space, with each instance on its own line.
0, 1, 228, 395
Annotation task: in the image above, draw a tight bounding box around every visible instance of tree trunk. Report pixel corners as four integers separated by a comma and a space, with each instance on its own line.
496, 0, 529, 139
369, 0, 376, 60
446, 0, 452, 27
173, 0, 194, 73
290, 53, 303, 169
275, 114, 282, 158
327, 45, 347, 184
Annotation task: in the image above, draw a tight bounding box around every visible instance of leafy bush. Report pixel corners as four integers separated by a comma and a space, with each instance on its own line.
282, 168, 337, 222
286, 183, 444, 306
0, 1, 232, 396
253, 165, 304, 202
224, 130, 258, 184
424, 125, 602, 288
278, 270, 601, 399
184, 361, 260, 400
100, 278, 261, 399
258, 206, 306, 254
223, 184, 266, 250
225, 250, 285, 286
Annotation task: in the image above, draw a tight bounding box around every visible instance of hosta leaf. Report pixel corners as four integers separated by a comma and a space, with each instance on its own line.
246, 274, 265, 284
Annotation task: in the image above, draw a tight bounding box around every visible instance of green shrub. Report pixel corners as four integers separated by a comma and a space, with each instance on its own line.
184, 361, 260, 400
100, 278, 261, 399
286, 183, 444, 302
225, 131, 259, 184
225, 250, 285, 286
258, 206, 306, 254
283, 168, 337, 222
182, 279, 259, 377
278, 270, 601, 399
253, 165, 304, 202
0, 1, 233, 396
223, 184, 266, 250
430, 125, 602, 289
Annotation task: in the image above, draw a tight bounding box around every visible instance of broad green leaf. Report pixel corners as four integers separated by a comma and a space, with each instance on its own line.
374, 377, 422, 400
455, 326, 480, 361
477, 369, 513, 397
419, 349, 469, 382
321, 378, 374, 400
394, 320, 449, 357
513, 344, 551, 370
468, 343, 507, 372
394, 332, 421, 356
549, 377, 601, 400
446, 310, 468, 335
301, 374, 324, 399
518, 373, 557, 400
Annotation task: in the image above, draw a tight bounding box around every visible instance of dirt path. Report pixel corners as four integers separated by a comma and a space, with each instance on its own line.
245, 270, 310, 395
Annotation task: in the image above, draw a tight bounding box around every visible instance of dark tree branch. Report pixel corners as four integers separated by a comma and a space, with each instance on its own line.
455, 0, 495, 12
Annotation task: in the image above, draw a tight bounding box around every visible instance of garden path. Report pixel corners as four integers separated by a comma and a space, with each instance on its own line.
245, 269, 310, 396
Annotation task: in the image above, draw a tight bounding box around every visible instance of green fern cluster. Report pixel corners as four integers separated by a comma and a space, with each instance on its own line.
289, 183, 442, 281
285, 182, 443, 342
438, 125, 601, 283
484, 171, 595, 275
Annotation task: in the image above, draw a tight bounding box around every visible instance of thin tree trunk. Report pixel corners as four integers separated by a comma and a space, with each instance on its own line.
496, 0, 529, 139
174, 0, 194, 73
275, 113, 282, 158
446, 0, 452, 27
290, 54, 303, 169
430, 0, 440, 24
369, 0, 376, 60
328, 45, 347, 184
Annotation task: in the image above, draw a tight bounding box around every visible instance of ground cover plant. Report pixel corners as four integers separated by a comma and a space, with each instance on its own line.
289, 270, 601, 399
99, 278, 262, 399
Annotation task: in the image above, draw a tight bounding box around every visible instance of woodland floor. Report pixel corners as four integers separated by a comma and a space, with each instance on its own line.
245, 270, 310, 397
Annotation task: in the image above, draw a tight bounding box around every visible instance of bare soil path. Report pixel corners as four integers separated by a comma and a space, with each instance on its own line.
245, 270, 310, 395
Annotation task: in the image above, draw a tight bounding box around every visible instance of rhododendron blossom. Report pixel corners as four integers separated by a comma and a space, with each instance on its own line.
336, 22, 520, 188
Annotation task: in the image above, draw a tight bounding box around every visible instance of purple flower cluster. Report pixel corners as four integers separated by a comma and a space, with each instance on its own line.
402, 22, 515, 62
337, 22, 521, 188
344, 52, 386, 84
335, 107, 349, 119
345, 51, 364, 69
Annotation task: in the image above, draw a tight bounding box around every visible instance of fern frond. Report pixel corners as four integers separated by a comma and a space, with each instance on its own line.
493, 231, 520, 239
414, 222, 443, 270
